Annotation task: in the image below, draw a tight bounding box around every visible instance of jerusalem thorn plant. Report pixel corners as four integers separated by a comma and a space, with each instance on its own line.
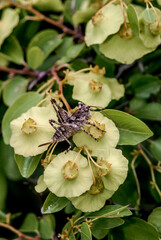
0, 0, 161, 239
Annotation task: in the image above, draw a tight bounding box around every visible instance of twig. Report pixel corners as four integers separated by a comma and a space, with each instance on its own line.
52, 66, 71, 111
0, 222, 40, 240
139, 145, 161, 199
0, 66, 37, 77
7, 0, 76, 35
131, 153, 141, 210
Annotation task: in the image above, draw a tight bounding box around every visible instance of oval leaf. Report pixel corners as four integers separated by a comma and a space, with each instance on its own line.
91, 218, 124, 239
42, 193, 69, 214
101, 109, 153, 145
150, 138, 161, 162
27, 46, 44, 69
14, 154, 41, 178
148, 207, 161, 234
0, 35, 24, 65
0, 8, 19, 48
112, 217, 160, 240
86, 205, 132, 219
134, 103, 161, 121
19, 213, 38, 233
81, 222, 92, 240
3, 76, 28, 106
2, 92, 43, 144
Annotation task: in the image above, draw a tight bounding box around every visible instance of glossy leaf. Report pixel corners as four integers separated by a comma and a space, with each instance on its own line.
19, 213, 38, 233
148, 207, 161, 234
14, 154, 41, 178
27, 29, 62, 69
150, 138, 161, 162
0, 139, 21, 181
27, 46, 44, 69
91, 218, 124, 239
142, 8, 156, 23
111, 217, 160, 240
0, 8, 19, 48
129, 74, 160, 99
134, 103, 161, 121
34, 0, 64, 12
3, 76, 28, 106
39, 218, 53, 239
86, 205, 132, 219
101, 109, 153, 145
2, 92, 43, 144
127, 4, 140, 36
0, 35, 24, 65
42, 193, 69, 214
81, 222, 92, 240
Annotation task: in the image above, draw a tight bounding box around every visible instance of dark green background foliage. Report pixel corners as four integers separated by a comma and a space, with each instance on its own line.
0, 0, 161, 239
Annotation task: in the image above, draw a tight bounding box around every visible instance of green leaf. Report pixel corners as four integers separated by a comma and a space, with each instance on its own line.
148, 207, 161, 234
3, 76, 28, 106
150, 138, 161, 162
19, 213, 38, 233
42, 193, 69, 214
0, 173, 7, 210
101, 109, 153, 145
142, 8, 156, 23
27, 29, 63, 69
27, 46, 44, 69
81, 222, 92, 240
39, 218, 53, 239
2, 92, 43, 144
34, 0, 64, 12
0, 8, 19, 48
127, 4, 140, 36
0, 139, 21, 181
111, 217, 160, 240
0, 210, 6, 223
134, 103, 161, 121
91, 218, 124, 239
129, 74, 160, 99
0, 35, 24, 65
130, 98, 147, 113
86, 205, 132, 219
14, 154, 41, 178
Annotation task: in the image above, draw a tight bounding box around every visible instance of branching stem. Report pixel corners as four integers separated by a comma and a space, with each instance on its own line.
52, 66, 71, 111
7, 0, 76, 35
0, 66, 37, 77
0, 222, 40, 240
139, 145, 161, 199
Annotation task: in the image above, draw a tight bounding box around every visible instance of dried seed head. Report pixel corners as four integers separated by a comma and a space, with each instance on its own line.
62, 160, 79, 180
88, 177, 103, 195
21, 118, 37, 135
97, 158, 112, 177
89, 80, 103, 93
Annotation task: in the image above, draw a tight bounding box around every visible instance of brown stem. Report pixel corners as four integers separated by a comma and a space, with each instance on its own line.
52, 66, 71, 111
0, 66, 37, 77
7, 0, 76, 35
0, 222, 40, 240
139, 145, 161, 199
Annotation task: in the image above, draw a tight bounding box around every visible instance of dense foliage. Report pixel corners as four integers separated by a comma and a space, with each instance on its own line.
0, 0, 161, 239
